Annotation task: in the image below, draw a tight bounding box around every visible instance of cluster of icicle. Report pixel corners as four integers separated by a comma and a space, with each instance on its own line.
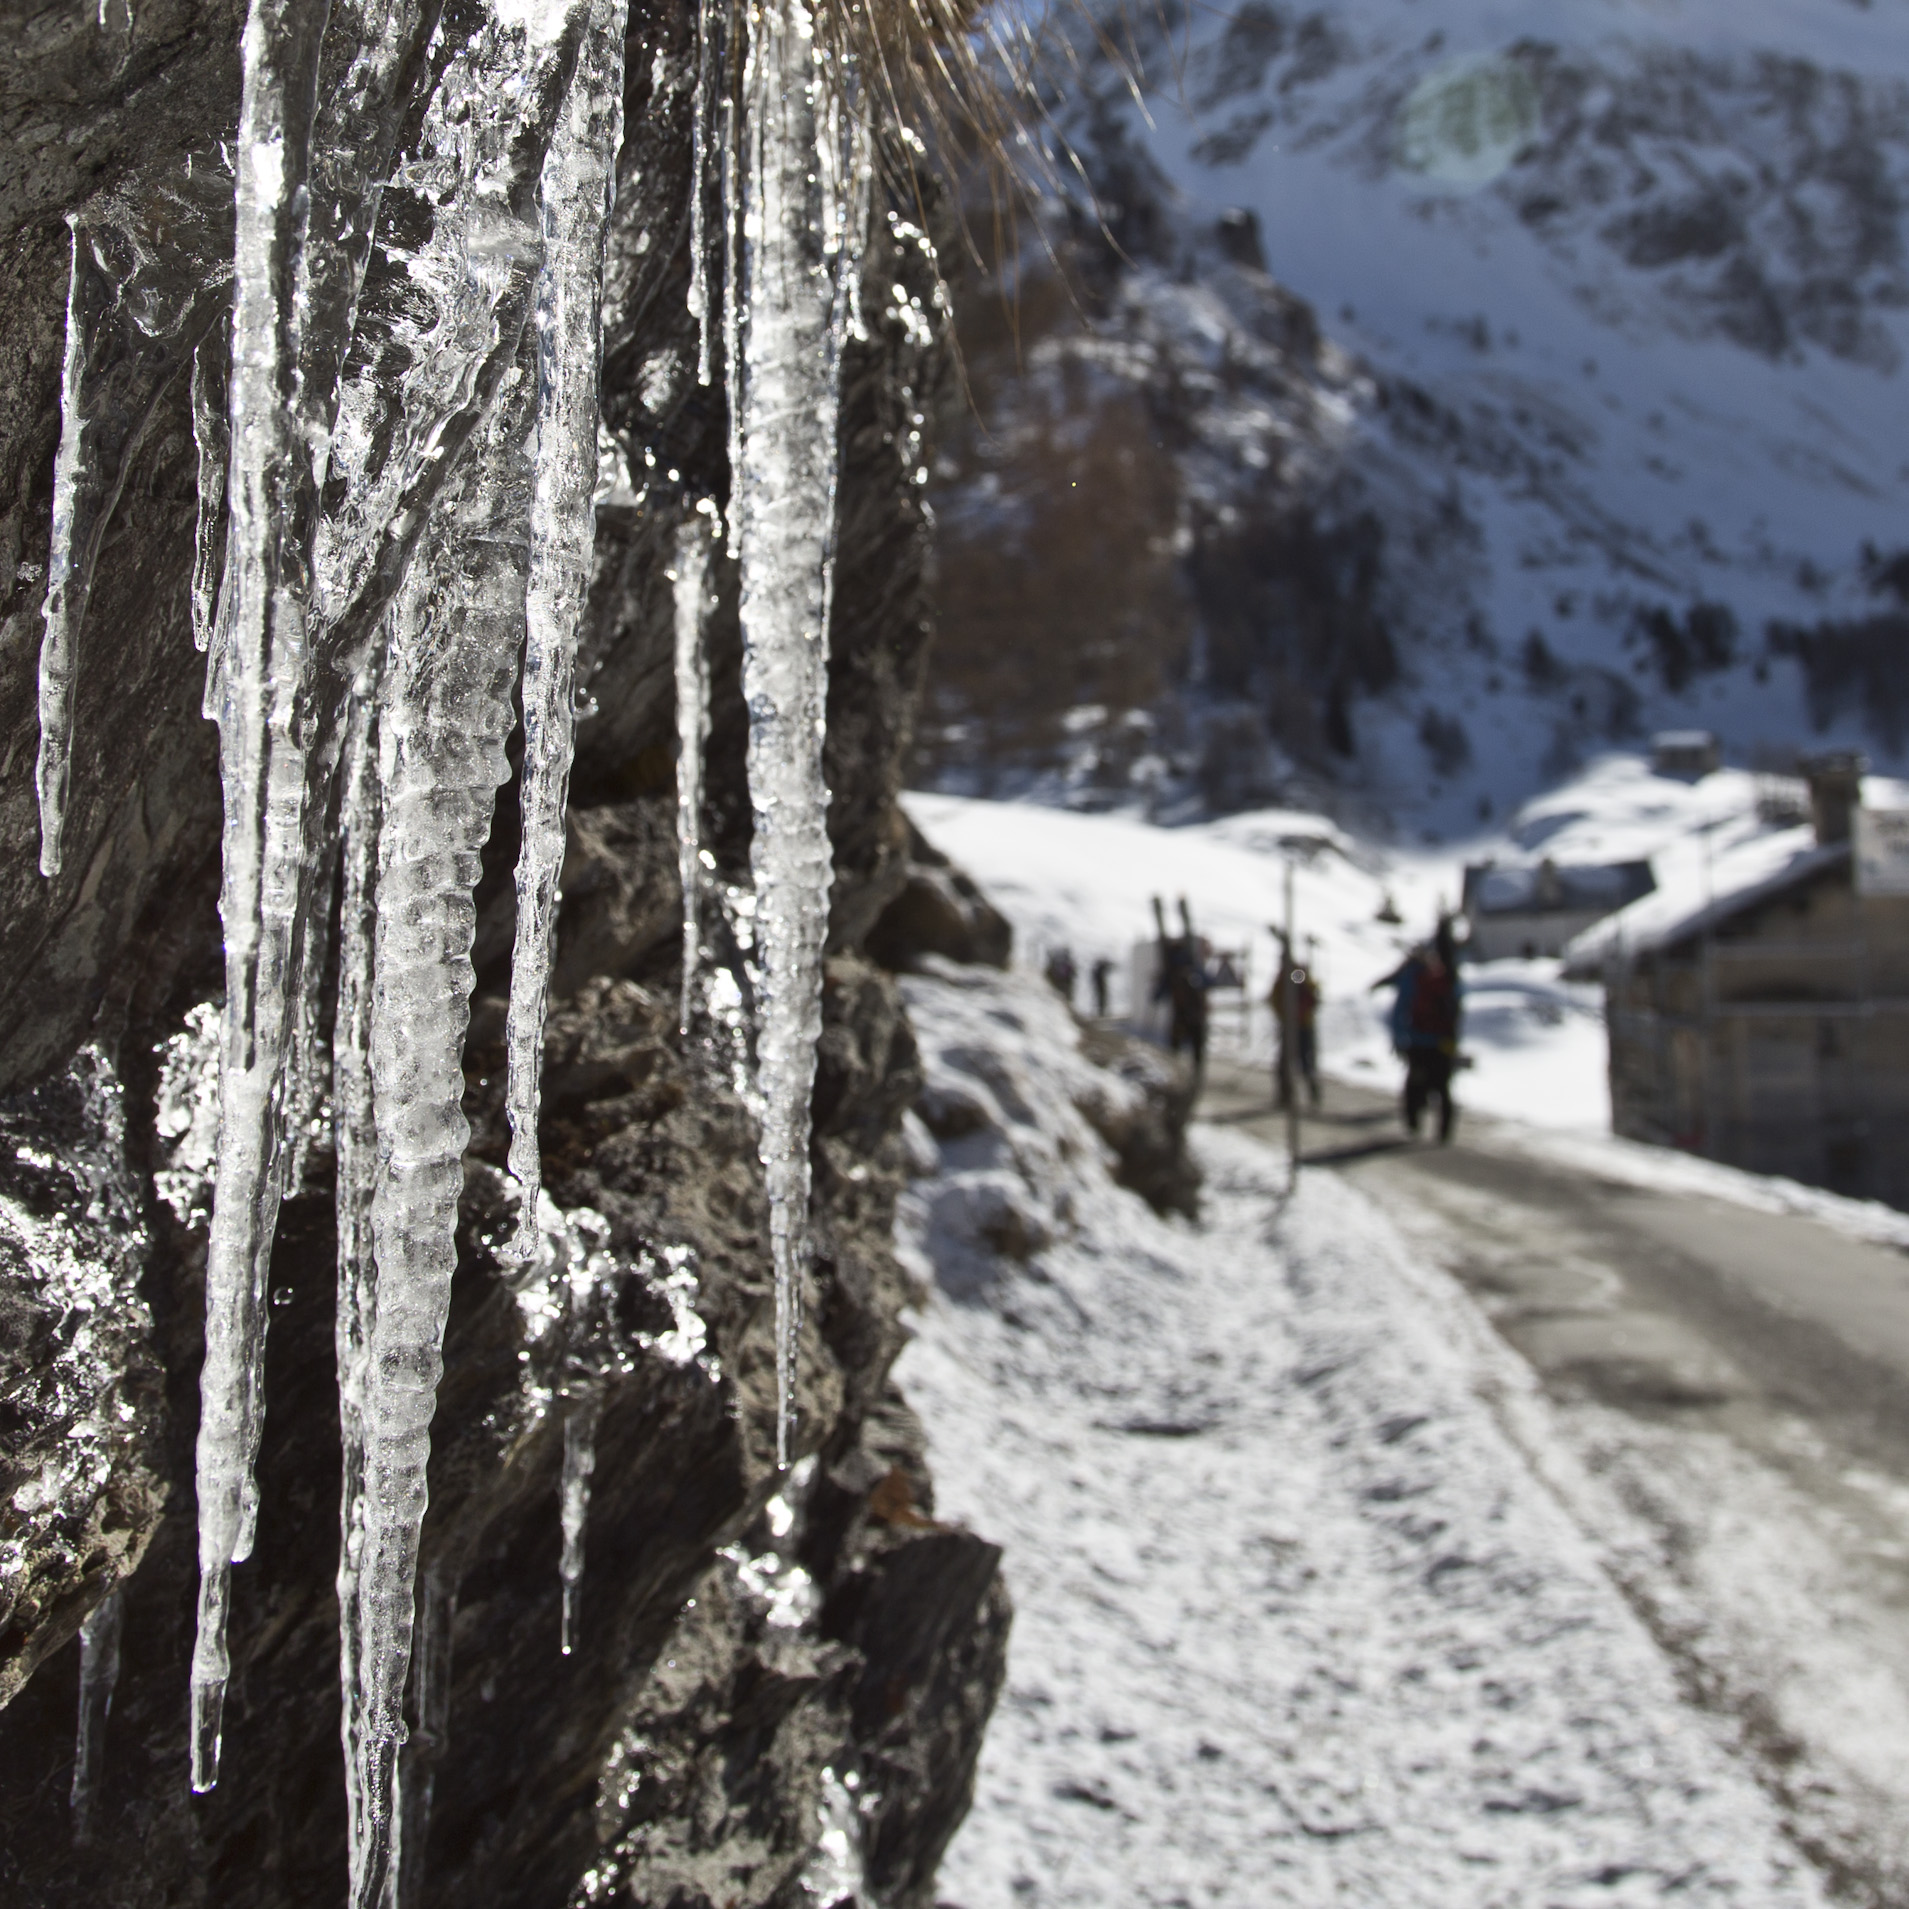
32, 0, 874, 1894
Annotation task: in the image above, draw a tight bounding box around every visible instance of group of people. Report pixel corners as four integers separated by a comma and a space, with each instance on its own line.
1043, 902, 1465, 1142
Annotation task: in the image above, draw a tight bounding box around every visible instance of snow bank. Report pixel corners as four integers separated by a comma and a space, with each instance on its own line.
895, 962, 1823, 1906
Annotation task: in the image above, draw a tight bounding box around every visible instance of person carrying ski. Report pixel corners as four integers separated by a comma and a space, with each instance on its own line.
1270, 945, 1322, 1109
1378, 919, 1462, 1142
1152, 897, 1211, 1079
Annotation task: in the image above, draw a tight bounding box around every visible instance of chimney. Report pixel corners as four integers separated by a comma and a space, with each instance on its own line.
1802, 750, 1867, 846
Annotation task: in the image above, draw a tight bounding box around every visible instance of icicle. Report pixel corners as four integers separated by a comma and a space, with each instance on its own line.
347, 336, 537, 1909
558, 1383, 602, 1655
69, 1587, 124, 1844
189, 324, 229, 655
36, 220, 104, 880
393, 1561, 457, 1909
333, 673, 380, 1882
674, 510, 714, 1036
190, 0, 337, 1783
719, 0, 745, 548
194, 0, 538, 1796
732, 0, 866, 1466
283, 839, 337, 1197
688, 0, 715, 385
502, 0, 632, 1261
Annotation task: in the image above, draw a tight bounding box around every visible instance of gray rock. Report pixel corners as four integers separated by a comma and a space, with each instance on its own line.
865, 821, 1014, 974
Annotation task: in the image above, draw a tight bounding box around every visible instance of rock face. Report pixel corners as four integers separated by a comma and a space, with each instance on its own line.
0, 5, 1007, 1905
865, 821, 1014, 974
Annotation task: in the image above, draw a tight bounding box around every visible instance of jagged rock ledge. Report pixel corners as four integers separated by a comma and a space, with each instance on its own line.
0, 2, 1013, 1902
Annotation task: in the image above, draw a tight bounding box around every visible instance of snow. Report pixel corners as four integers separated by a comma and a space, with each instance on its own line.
1565, 828, 1836, 966
894, 961, 1826, 1906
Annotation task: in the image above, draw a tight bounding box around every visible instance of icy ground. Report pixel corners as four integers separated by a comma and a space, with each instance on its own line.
894, 963, 1827, 1906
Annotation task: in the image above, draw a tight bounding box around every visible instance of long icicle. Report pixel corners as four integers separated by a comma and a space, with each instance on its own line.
333, 670, 380, 1889
349, 322, 539, 1909
688, 0, 715, 385
720, 0, 745, 550
674, 509, 714, 1036
189, 323, 230, 656
35, 220, 193, 877
194, 0, 517, 1796
558, 1222, 605, 1656
36, 220, 107, 880
733, 0, 864, 1467
191, 0, 335, 1788
502, 0, 632, 1262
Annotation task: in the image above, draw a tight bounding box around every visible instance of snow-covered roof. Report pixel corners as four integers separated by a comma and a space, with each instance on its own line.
1562, 826, 1846, 975
1462, 859, 1654, 919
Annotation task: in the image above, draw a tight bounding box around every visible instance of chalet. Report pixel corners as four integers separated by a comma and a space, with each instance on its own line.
1461, 857, 1656, 961
1563, 755, 1909, 1209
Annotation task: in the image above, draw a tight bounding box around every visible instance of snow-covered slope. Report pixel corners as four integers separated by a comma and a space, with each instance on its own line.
894, 961, 1828, 1905
924, 0, 1909, 832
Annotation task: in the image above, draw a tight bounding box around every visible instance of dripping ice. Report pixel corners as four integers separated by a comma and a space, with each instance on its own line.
28, 0, 876, 1880
730, 0, 872, 1465
502, 0, 630, 1264
674, 507, 717, 1034
70, 1588, 123, 1843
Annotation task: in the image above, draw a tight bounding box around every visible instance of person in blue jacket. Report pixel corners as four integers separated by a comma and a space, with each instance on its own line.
1377, 918, 1462, 1142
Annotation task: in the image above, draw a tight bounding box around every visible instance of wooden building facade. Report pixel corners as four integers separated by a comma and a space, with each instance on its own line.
1566, 761, 1909, 1209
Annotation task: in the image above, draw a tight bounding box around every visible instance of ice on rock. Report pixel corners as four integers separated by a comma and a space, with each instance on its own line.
673, 509, 716, 1034
348, 332, 537, 1906
193, 0, 419, 1790
69, 1587, 124, 1844
189, 326, 230, 656
687, 0, 717, 385
193, 0, 590, 1807
332, 676, 381, 1880
36, 222, 111, 881
730, 0, 870, 1463
59, 0, 877, 1853
503, 0, 631, 1261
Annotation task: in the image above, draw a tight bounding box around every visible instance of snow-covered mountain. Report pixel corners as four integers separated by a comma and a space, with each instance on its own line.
921, 0, 1909, 835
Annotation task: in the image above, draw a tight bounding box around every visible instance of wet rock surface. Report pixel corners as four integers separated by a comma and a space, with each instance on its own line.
0, 3, 1004, 1904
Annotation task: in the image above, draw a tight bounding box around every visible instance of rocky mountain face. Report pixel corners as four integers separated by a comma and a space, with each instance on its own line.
921, 0, 1909, 834
0, 4, 1015, 1904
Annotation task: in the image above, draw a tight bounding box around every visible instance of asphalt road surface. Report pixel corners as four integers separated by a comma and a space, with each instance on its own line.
1202, 1055, 1909, 1906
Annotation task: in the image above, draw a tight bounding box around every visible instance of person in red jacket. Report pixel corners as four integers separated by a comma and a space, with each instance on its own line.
1270, 944, 1321, 1109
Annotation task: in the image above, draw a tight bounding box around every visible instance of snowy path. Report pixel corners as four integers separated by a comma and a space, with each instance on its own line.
894, 967, 1825, 1907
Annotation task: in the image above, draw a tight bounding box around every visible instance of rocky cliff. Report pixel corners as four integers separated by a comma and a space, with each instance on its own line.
0, 3, 1006, 1903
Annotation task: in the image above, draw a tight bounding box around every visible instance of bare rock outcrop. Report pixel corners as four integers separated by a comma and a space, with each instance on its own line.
0, 3, 1005, 1903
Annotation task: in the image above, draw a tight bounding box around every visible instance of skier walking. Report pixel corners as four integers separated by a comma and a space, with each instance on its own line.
1152, 897, 1212, 1079
1377, 920, 1462, 1142
1270, 945, 1321, 1109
